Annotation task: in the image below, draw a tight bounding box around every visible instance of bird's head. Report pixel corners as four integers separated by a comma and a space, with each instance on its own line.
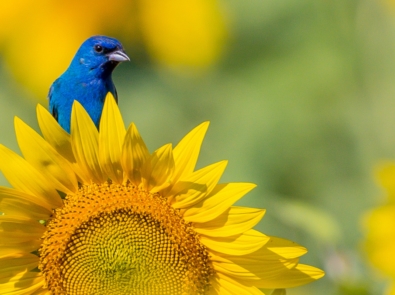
73, 36, 130, 77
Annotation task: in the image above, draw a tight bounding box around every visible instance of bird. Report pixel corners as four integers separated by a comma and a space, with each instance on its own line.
48, 35, 130, 133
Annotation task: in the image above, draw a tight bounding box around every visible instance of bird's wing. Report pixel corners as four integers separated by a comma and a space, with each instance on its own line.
52, 105, 59, 122
48, 84, 53, 101
47, 78, 59, 102
48, 79, 59, 122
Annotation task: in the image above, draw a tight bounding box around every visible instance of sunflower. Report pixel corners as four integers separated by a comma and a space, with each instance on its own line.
0, 93, 324, 294
364, 163, 395, 295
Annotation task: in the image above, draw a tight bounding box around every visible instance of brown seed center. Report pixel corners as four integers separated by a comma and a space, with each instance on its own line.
39, 182, 213, 294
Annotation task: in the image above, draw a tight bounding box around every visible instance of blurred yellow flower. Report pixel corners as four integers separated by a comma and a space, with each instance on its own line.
0, 93, 324, 294
0, 0, 134, 100
0, 0, 227, 100
364, 163, 395, 295
139, 0, 227, 68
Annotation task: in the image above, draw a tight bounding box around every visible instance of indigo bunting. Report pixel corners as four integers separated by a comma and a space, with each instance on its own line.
48, 36, 129, 133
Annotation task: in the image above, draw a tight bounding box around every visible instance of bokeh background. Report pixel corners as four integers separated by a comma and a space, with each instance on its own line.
2, 0, 395, 294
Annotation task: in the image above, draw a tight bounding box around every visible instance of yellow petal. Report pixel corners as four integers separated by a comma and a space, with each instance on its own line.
200, 229, 270, 256
0, 241, 42, 257
0, 216, 45, 244
0, 187, 51, 216
36, 104, 74, 161
183, 183, 256, 223
121, 123, 150, 185
71, 101, 105, 183
32, 289, 51, 295
172, 121, 209, 182
210, 251, 298, 281
249, 264, 325, 289
171, 160, 227, 209
0, 190, 51, 220
0, 145, 62, 209
146, 144, 175, 193
99, 93, 126, 184
214, 259, 298, 282
194, 207, 265, 237
259, 237, 307, 260
15, 117, 78, 194
216, 237, 306, 263
37, 104, 90, 183
208, 273, 265, 295
0, 253, 39, 280
0, 271, 44, 294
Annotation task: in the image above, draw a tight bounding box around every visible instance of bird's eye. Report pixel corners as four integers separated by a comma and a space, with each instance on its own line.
94, 45, 103, 53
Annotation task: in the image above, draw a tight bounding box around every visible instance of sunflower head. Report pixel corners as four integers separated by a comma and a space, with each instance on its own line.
0, 93, 324, 294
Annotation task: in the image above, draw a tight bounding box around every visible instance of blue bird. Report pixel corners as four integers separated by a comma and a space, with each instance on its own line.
48, 36, 129, 133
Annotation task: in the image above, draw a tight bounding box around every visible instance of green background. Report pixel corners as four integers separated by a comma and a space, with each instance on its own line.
1, 0, 394, 294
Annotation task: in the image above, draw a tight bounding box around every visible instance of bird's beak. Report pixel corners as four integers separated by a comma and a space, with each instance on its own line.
107, 50, 130, 62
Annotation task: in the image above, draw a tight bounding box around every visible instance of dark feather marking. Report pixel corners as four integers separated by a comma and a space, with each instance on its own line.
52, 105, 58, 122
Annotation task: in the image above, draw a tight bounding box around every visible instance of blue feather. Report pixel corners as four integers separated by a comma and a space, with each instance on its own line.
48, 35, 129, 133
